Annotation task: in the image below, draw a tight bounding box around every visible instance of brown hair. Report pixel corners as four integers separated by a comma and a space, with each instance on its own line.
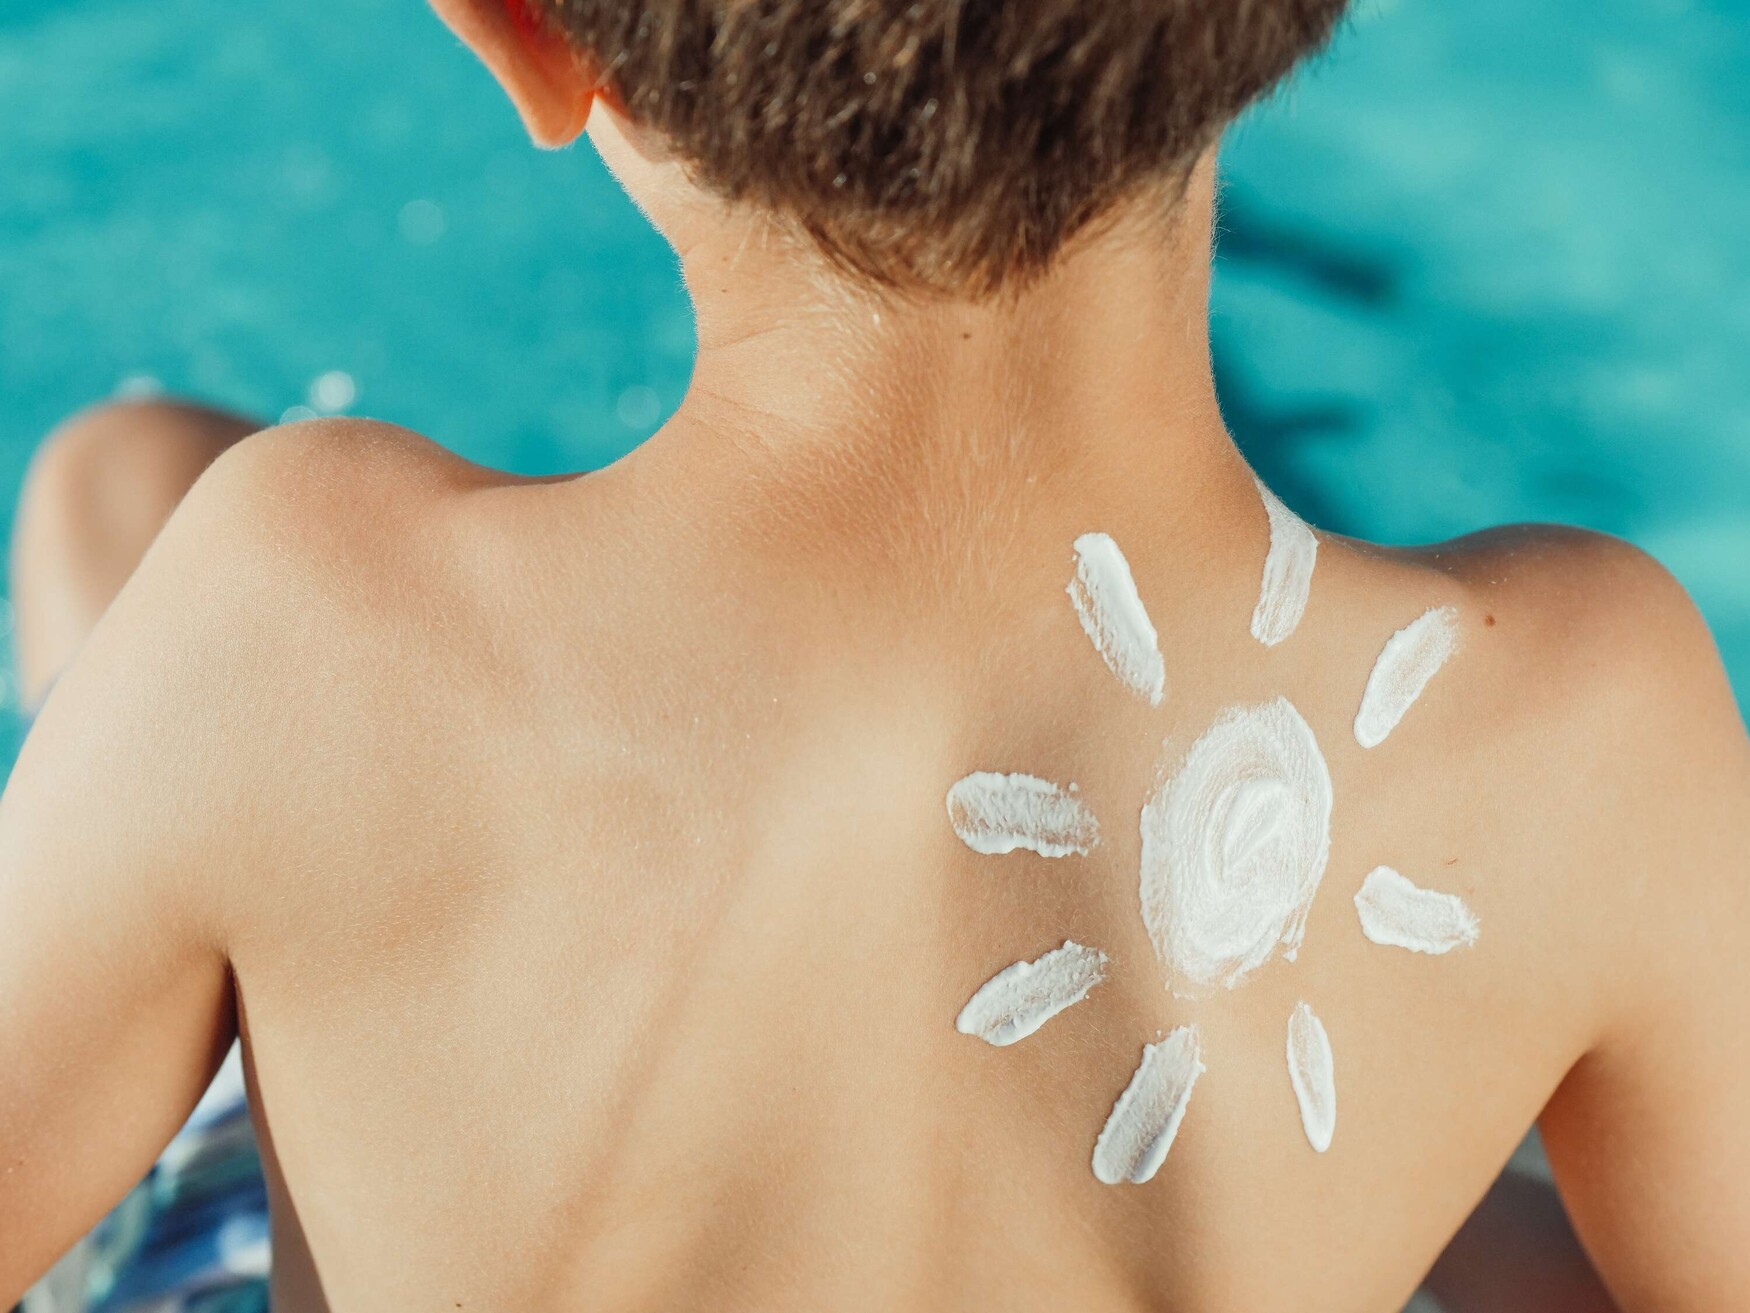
542, 0, 1350, 296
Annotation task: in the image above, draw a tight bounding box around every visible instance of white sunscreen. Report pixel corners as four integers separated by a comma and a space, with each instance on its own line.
1140, 697, 1334, 991
1068, 532, 1166, 706
1250, 480, 1318, 648
1354, 606, 1459, 748
1286, 1001, 1336, 1153
955, 941, 1108, 1047
947, 772, 1099, 858
1354, 865, 1480, 954
1092, 1026, 1204, 1185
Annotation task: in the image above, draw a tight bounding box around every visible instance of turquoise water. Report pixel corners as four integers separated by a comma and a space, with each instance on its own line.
1, 0, 1746, 748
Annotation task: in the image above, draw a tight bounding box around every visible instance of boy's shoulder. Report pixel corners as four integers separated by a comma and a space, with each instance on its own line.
195, 416, 495, 572
1425, 522, 1747, 1000
1323, 521, 1734, 806
171, 416, 534, 675
1426, 530, 1750, 1293
1422, 522, 1744, 844
1435, 522, 1731, 736
12, 418, 524, 922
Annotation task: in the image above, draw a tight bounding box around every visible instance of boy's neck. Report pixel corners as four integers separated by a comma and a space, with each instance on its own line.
642, 159, 1253, 548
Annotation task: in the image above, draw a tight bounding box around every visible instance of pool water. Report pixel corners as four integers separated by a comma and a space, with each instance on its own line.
2, 0, 1746, 748
1219, 0, 1750, 683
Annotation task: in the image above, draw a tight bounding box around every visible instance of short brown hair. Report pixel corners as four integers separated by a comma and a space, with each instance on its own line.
542, 0, 1350, 296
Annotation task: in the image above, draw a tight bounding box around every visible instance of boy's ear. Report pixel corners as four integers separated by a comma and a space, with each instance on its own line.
430, 0, 595, 148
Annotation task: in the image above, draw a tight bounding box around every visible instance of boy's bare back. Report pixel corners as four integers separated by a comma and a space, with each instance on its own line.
4, 1, 1749, 1305
3, 390, 1746, 1309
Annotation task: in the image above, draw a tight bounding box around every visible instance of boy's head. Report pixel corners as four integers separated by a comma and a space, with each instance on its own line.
436, 0, 1351, 296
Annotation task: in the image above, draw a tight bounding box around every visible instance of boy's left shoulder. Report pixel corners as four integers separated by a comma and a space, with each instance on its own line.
201, 416, 492, 559
179, 416, 523, 646
11, 417, 508, 924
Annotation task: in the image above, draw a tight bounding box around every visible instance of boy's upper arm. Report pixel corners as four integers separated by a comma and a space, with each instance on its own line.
1533, 539, 1750, 1310
0, 417, 455, 1299
0, 430, 334, 1300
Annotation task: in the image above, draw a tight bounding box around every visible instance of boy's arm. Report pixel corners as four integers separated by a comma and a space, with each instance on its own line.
0, 452, 271, 1302
1539, 551, 1750, 1310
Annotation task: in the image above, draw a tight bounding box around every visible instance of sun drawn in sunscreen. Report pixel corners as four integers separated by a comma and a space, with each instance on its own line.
1287, 1001, 1336, 1153
1355, 866, 1479, 954
1140, 698, 1333, 994
947, 772, 1100, 858
1068, 532, 1166, 706
1355, 606, 1458, 748
1093, 1027, 1204, 1184
956, 941, 1108, 1046
1251, 480, 1317, 647
949, 521, 1478, 1180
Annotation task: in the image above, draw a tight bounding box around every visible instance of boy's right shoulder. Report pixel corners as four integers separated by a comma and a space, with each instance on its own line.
1436, 523, 1745, 830
1438, 542, 1750, 1301
1441, 523, 1734, 741
1439, 523, 1749, 1016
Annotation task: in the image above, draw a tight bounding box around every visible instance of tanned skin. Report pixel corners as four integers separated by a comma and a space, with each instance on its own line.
2, 6, 1746, 1309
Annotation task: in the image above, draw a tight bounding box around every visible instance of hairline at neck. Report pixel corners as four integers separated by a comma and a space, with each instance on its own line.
588, 109, 1245, 520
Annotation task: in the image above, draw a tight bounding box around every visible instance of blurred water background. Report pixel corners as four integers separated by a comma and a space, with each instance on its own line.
3, 0, 1748, 768
1, 0, 1745, 1307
